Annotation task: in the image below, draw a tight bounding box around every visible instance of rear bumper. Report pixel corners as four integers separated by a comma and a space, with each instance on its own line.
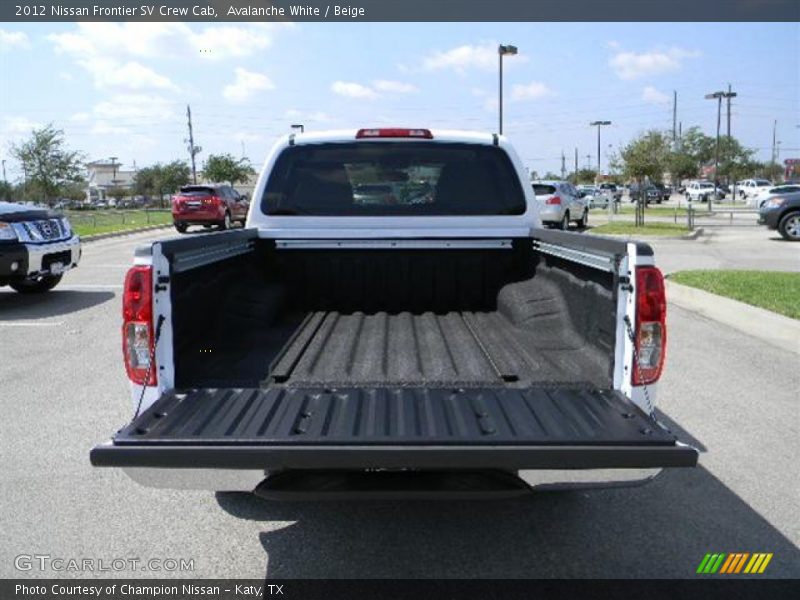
172, 208, 224, 223
117, 465, 664, 493
538, 206, 563, 223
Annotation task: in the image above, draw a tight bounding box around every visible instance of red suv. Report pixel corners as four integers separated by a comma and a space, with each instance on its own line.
171, 184, 249, 233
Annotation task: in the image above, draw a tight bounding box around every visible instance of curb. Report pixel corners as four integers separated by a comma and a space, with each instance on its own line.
80, 224, 172, 243
665, 280, 800, 355
681, 227, 704, 240
586, 227, 704, 241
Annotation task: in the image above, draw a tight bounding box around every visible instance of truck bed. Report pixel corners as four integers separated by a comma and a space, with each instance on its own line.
267, 310, 601, 388
91, 386, 697, 470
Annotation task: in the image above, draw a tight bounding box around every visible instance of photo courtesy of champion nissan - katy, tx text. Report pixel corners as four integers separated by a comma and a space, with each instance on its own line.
90, 128, 697, 498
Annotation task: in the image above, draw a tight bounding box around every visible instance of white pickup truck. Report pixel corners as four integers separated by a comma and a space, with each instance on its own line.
91, 128, 696, 499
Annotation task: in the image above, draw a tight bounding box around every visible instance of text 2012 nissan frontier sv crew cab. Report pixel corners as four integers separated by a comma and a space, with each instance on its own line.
91, 128, 697, 499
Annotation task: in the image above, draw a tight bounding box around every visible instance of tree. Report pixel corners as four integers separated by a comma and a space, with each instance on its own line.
203, 153, 255, 186
679, 127, 715, 168
666, 151, 698, 182
619, 130, 672, 182
134, 166, 159, 198
11, 124, 85, 205
0, 180, 12, 201
572, 168, 598, 184
133, 161, 190, 207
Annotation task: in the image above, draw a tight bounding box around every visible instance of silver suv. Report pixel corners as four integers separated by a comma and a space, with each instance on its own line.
532, 181, 588, 229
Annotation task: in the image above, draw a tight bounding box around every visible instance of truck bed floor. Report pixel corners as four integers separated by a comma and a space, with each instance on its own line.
267, 311, 602, 388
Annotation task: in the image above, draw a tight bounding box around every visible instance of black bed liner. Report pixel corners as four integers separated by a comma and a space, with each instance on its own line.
91, 387, 697, 470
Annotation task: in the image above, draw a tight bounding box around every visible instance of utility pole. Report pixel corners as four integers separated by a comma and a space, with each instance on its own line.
672, 90, 677, 144
705, 91, 724, 211
771, 119, 777, 169
560, 151, 566, 180
574, 147, 578, 179
725, 84, 737, 138
186, 104, 201, 184
1, 159, 5, 183
585, 154, 592, 170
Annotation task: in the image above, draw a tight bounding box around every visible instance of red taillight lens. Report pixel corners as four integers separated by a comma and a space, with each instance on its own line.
356, 128, 433, 139
546, 196, 562, 205
122, 265, 156, 386
633, 266, 667, 385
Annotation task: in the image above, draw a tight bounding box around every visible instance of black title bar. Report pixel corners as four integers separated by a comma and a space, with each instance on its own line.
1, 0, 799, 22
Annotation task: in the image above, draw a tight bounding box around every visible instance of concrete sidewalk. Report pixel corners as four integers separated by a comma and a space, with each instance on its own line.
666, 280, 800, 354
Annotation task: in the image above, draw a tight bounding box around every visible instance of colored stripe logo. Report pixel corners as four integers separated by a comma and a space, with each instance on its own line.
697, 553, 773, 574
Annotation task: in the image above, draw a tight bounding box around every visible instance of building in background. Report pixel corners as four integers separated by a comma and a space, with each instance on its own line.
85, 160, 136, 203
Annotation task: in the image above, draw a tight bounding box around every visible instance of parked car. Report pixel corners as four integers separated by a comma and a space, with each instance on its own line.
532, 180, 588, 229
758, 190, 800, 241
171, 184, 249, 233
738, 178, 773, 200
577, 185, 608, 209
685, 180, 717, 203
750, 184, 800, 208
598, 182, 622, 202
644, 184, 670, 204
90, 127, 696, 497
0, 201, 81, 293
654, 183, 671, 203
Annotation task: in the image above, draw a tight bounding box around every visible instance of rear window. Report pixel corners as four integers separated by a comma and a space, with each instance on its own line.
179, 186, 216, 196
756, 180, 772, 186
261, 142, 526, 216
532, 184, 557, 196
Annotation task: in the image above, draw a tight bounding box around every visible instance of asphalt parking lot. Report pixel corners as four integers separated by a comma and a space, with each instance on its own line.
0, 227, 798, 579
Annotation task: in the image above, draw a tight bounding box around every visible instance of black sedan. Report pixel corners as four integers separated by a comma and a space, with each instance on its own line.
758, 191, 800, 241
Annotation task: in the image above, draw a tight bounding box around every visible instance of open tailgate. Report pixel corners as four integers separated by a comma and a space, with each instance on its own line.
91, 387, 697, 470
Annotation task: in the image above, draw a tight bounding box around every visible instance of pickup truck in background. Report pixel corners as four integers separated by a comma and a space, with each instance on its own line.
0, 201, 81, 293
91, 128, 697, 499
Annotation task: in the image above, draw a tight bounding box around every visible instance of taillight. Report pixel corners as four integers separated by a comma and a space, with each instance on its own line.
202, 196, 217, 205
632, 266, 666, 385
546, 196, 562, 205
356, 128, 433, 139
122, 265, 156, 386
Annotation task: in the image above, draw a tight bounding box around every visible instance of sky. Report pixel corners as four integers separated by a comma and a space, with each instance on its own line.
0, 21, 798, 181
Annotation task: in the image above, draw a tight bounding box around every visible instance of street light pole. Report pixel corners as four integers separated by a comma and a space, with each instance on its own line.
705, 91, 724, 211
498, 44, 518, 135
589, 121, 611, 174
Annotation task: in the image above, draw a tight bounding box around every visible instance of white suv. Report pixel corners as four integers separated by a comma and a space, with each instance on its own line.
532, 181, 588, 229
739, 179, 773, 200
685, 180, 717, 203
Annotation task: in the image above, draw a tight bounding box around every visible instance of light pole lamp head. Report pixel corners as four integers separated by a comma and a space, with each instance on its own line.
705, 92, 724, 99
498, 44, 518, 56
291, 124, 305, 133
590, 121, 612, 126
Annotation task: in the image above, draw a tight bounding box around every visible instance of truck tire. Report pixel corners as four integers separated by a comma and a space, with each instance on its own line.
175, 222, 188, 233
778, 211, 800, 241
575, 209, 588, 229
9, 274, 63, 294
